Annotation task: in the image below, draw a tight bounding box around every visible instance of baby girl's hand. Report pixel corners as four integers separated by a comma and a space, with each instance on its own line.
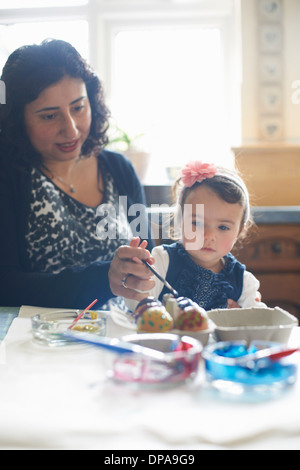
255, 291, 262, 302
227, 299, 241, 309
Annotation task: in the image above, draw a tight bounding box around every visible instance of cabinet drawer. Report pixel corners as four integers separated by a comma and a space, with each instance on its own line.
234, 224, 300, 272
257, 273, 300, 321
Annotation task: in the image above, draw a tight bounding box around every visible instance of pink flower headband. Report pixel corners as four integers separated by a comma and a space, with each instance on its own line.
180, 160, 250, 222
180, 161, 217, 187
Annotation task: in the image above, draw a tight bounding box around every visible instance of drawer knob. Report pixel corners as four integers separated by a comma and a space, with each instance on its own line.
271, 242, 282, 253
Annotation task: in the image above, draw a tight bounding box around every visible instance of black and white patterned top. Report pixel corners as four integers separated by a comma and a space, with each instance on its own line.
25, 160, 133, 274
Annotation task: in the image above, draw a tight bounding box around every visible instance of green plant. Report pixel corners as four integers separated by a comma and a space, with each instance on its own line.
108, 125, 144, 151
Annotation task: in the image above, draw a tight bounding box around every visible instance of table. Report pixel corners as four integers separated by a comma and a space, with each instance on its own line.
0, 307, 19, 342
0, 306, 300, 450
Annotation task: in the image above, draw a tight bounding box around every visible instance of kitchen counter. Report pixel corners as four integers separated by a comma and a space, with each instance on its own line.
144, 184, 300, 225
251, 206, 300, 224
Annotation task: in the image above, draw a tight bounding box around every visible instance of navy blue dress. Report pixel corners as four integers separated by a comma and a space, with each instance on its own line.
159, 242, 245, 310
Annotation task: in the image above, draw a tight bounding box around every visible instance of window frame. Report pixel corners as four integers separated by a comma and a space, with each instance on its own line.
0, 0, 241, 172
0, 3, 92, 70
96, 1, 241, 170
0, 5, 88, 23
0, 0, 240, 107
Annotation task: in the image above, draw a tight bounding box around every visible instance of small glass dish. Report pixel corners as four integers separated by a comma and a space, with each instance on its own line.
31, 310, 106, 347
106, 333, 202, 388
202, 340, 298, 398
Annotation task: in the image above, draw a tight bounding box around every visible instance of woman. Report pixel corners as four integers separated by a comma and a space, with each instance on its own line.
0, 39, 154, 308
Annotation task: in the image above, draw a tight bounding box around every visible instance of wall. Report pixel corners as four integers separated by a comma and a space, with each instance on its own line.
235, 0, 300, 206
241, 0, 300, 143
284, 0, 300, 141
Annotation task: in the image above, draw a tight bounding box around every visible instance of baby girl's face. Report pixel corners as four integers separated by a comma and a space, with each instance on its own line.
181, 185, 244, 272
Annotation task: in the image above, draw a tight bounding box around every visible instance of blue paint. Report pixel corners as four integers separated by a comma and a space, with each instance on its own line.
203, 341, 297, 387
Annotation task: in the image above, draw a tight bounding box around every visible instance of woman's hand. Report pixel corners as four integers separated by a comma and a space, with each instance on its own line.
108, 237, 155, 301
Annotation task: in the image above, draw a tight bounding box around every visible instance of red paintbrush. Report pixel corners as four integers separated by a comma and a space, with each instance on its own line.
68, 299, 98, 330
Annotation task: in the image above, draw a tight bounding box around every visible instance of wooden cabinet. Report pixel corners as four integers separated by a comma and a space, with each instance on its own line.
232, 224, 300, 320
233, 145, 300, 206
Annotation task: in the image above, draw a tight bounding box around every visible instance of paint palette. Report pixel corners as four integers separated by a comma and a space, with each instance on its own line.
106, 333, 202, 387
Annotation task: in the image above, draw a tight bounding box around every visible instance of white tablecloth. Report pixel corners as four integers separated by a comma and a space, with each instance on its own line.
0, 306, 300, 450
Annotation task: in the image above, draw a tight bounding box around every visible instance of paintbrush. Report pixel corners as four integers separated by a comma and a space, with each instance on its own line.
142, 259, 178, 297
68, 299, 98, 330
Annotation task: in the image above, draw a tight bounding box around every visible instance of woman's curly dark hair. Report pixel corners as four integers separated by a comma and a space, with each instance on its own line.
0, 39, 110, 169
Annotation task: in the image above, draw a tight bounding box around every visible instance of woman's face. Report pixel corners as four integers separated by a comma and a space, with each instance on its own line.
24, 76, 92, 164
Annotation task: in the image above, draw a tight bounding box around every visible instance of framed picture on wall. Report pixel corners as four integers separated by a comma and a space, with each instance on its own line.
260, 86, 282, 113
259, 55, 282, 82
259, 24, 282, 53
258, 0, 282, 22
259, 116, 283, 140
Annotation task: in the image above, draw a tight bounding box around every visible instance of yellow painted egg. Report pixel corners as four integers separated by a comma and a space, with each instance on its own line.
137, 307, 174, 333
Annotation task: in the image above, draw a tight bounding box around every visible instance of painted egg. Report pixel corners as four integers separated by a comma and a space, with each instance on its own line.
137, 307, 174, 333
134, 296, 162, 320
176, 306, 208, 331
176, 297, 194, 309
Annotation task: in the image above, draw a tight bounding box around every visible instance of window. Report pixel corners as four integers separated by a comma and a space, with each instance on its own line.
0, 21, 89, 71
0, 0, 241, 184
104, 4, 241, 183
0, 0, 88, 8
0, 1, 90, 72
110, 26, 230, 182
